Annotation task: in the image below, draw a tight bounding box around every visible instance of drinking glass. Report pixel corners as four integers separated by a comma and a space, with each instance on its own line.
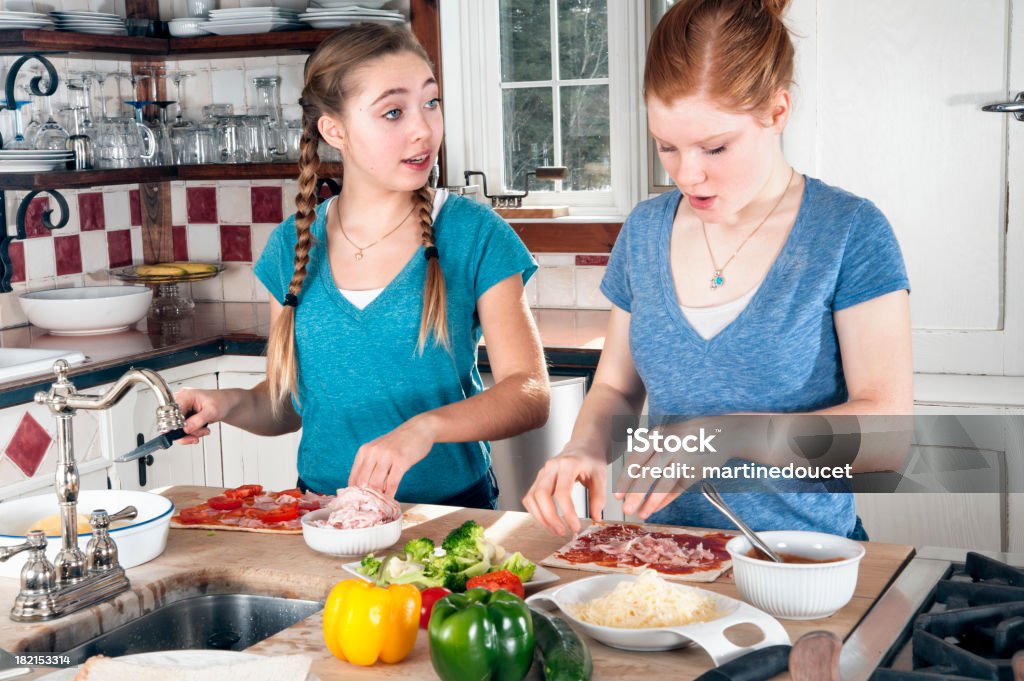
33, 77, 70, 151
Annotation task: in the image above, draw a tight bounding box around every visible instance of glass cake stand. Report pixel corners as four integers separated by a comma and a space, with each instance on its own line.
110, 264, 225, 319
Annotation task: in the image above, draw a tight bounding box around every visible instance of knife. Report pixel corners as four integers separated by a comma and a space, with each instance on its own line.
114, 427, 190, 463
693, 644, 792, 681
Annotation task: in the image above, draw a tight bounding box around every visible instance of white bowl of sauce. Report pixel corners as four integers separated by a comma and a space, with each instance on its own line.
725, 531, 865, 620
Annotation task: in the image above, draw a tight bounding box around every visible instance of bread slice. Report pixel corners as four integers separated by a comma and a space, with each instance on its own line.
73, 653, 312, 681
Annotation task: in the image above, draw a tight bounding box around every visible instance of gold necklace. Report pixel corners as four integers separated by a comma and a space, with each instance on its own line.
335, 198, 417, 260
702, 167, 795, 290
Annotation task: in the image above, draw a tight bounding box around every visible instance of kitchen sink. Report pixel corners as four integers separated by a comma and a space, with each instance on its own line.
0, 348, 85, 382
56, 593, 322, 665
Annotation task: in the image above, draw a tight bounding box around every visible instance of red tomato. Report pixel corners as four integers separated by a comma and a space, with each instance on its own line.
277, 488, 303, 499
420, 587, 453, 628
224, 484, 264, 500
258, 503, 299, 523
176, 506, 212, 525
206, 495, 242, 511
466, 570, 525, 599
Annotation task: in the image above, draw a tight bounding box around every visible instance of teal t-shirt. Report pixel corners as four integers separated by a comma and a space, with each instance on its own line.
254, 194, 537, 502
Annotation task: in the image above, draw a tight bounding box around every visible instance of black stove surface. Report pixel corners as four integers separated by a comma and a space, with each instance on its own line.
873, 553, 1024, 681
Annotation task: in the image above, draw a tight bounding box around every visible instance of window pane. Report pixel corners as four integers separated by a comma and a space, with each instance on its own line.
561, 84, 610, 191
499, 0, 552, 82
502, 87, 554, 193
558, 0, 608, 80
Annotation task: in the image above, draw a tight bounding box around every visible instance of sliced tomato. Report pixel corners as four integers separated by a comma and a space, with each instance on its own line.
207, 495, 242, 511
258, 503, 299, 523
466, 570, 525, 599
277, 488, 303, 499
176, 507, 214, 525
224, 484, 264, 500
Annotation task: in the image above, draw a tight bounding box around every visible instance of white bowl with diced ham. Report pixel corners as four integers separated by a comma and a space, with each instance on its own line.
299, 486, 403, 556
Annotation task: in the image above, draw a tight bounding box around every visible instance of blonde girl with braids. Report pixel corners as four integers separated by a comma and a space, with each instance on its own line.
175, 24, 549, 508
524, 0, 912, 537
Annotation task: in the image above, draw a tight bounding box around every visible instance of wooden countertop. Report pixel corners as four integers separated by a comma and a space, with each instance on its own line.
1, 486, 914, 681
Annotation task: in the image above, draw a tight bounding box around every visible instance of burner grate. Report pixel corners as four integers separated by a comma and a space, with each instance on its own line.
910, 602, 1024, 680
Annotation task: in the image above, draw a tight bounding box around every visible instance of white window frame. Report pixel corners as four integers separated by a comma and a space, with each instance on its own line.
440, 0, 646, 218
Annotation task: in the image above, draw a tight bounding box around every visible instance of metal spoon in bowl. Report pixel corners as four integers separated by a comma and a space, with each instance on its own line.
700, 481, 784, 563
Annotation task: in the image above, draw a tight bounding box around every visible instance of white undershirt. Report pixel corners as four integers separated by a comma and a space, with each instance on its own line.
338, 189, 450, 310
680, 282, 761, 340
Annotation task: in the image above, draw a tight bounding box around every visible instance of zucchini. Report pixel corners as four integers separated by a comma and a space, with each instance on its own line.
530, 607, 593, 681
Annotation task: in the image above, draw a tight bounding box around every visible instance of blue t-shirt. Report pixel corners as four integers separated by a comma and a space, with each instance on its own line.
601, 176, 910, 536
254, 194, 537, 502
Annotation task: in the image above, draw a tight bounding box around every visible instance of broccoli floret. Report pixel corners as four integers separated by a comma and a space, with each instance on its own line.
404, 537, 435, 563
442, 520, 486, 558
496, 552, 536, 583
441, 556, 492, 593
357, 553, 382, 578
443, 571, 470, 593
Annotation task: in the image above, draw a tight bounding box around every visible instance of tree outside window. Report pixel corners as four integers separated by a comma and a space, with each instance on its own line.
498, 0, 611, 193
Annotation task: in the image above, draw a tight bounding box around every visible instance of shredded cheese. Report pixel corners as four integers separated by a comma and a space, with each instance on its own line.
566, 570, 720, 628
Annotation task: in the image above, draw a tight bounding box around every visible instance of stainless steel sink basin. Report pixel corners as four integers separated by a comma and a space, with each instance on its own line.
57, 593, 322, 665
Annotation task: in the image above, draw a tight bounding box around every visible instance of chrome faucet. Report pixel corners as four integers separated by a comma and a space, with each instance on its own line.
0, 360, 184, 622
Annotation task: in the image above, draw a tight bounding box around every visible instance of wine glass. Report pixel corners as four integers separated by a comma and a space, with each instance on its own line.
169, 71, 196, 164
32, 76, 70, 151
1, 99, 33, 149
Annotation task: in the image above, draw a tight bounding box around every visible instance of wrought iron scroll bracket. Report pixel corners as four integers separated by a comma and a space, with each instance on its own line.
0, 189, 70, 293
1, 53, 59, 119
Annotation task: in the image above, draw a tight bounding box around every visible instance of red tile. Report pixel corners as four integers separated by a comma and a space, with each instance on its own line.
575, 255, 609, 266
23, 196, 51, 238
251, 186, 283, 224
129, 189, 142, 227
107, 230, 133, 268
6, 413, 51, 478
173, 225, 189, 262
8, 241, 25, 283
220, 225, 252, 262
54, 234, 83, 276
78, 192, 106, 232
186, 187, 218, 223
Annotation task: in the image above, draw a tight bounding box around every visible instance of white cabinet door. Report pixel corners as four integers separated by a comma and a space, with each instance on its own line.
106, 373, 222, 491
786, 0, 1024, 375
218, 371, 302, 491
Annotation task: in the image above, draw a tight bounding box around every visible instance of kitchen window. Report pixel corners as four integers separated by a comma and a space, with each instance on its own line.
441, 0, 645, 217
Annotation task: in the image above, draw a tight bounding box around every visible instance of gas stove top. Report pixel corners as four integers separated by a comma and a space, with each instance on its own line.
840, 547, 1024, 681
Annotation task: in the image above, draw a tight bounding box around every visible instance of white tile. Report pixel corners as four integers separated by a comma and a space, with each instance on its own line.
221, 264, 255, 301
61, 189, 81, 234
102, 190, 131, 230
251, 223, 277, 261
575, 267, 611, 310
171, 184, 187, 225
217, 185, 251, 224
130, 227, 144, 263
536, 266, 575, 308
183, 69, 213, 122
55, 273, 86, 289
279, 64, 303, 112
23, 238, 55, 281
0, 283, 29, 329
186, 224, 220, 261
535, 254, 576, 267
209, 69, 246, 112
189, 275, 223, 301
78, 231, 108, 276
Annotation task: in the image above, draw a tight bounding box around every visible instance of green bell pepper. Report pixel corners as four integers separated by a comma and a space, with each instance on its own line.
428, 587, 535, 681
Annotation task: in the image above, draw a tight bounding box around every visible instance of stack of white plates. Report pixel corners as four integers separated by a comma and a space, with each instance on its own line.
50, 10, 127, 35
308, 0, 393, 8
0, 149, 74, 173
201, 7, 304, 35
297, 5, 405, 29
0, 10, 53, 30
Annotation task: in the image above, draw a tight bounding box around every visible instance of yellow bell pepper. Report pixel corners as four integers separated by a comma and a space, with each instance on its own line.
322, 578, 421, 666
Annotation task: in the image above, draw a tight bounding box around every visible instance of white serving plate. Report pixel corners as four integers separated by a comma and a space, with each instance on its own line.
55, 19, 126, 26
0, 19, 52, 27
202, 21, 303, 34
169, 23, 211, 37
310, 0, 394, 8
0, 490, 174, 578
50, 10, 122, 18
301, 6, 401, 15
38, 650, 320, 681
0, 160, 65, 172
55, 27, 128, 35
526, 573, 790, 665
18, 285, 152, 335
0, 10, 49, 18
341, 560, 560, 592
0, 150, 74, 157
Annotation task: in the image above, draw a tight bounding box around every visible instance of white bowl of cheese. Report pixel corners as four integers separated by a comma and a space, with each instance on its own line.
0, 490, 173, 578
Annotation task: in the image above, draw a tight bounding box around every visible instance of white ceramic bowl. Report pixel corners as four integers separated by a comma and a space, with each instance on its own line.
168, 17, 210, 36
525, 574, 790, 665
0, 490, 174, 578
300, 508, 402, 556
725, 531, 866, 620
18, 285, 152, 335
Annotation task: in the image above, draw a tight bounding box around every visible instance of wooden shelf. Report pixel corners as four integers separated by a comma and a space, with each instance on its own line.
168, 29, 337, 57
0, 162, 343, 190
0, 28, 166, 56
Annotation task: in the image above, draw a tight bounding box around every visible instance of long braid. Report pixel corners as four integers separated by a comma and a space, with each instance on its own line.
416, 184, 449, 352
265, 116, 323, 413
